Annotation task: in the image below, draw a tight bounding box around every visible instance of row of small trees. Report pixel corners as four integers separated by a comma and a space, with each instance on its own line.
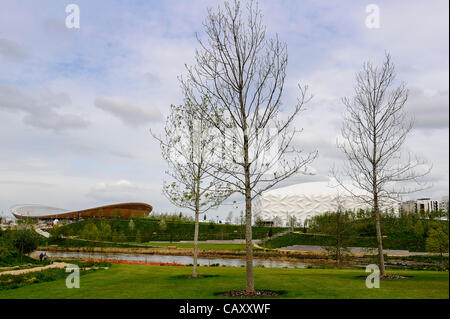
0, 226, 40, 263
309, 209, 449, 268
153, 0, 430, 290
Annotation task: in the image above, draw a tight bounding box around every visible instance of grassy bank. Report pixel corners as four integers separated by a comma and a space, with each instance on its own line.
0, 255, 42, 267
144, 242, 248, 250
262, 232, 446, 252
53, 218, 285, 242
0, 259, 110, 291
0, 264, 447, 299
45, 238, 249, 251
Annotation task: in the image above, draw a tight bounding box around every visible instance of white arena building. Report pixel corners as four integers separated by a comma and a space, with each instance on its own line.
10, 204, 69, 219
254, 180, 399, 226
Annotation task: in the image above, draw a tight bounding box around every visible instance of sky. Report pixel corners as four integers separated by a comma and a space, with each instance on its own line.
0, 0, 448, 221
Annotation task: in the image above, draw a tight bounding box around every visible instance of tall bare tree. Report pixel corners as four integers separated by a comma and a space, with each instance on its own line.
333, 54, 431, 276
182, 0, 317, 292
313, 194, 353, 266
151, 99, 230, 278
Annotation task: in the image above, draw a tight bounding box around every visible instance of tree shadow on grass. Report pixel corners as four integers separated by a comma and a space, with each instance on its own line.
169, 274, 222, 280
354, 275, 413, 279
213, 289, 287, 297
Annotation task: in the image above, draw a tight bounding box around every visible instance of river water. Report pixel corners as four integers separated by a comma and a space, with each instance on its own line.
36, 250, 310, 269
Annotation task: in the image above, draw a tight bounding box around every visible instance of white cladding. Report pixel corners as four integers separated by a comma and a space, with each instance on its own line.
10, 205, 68, 218
254, 180, 398, 225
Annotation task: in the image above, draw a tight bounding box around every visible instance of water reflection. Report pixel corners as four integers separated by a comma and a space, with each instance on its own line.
37, 250, 309, 269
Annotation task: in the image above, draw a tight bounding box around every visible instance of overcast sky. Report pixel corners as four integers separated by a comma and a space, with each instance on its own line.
0, 0, 448, 220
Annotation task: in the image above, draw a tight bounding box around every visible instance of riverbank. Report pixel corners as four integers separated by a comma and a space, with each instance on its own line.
35, 245, 447, 270
37, 245, 352, 263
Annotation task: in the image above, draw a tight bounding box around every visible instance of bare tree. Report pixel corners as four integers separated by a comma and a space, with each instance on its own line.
226, 211, 234, 224
272, 216, 283, 227
333, 54, 431, 276
182, 0, 317, 292
151, 99, 230, 278
289, 215, 297, 231
313, 194, 353, 266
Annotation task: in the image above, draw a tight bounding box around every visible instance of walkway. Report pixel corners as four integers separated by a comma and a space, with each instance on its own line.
0, 262, 70, 276
34, 226, 51, 238
278, 245, 437, 256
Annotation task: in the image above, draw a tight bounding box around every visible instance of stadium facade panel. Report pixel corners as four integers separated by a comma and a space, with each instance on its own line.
254, 180, 399, 226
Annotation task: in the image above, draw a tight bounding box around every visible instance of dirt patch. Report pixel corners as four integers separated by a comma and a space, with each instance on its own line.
380, 275, 409, 279
219, 290, 283, 297
356, 274, 411, 279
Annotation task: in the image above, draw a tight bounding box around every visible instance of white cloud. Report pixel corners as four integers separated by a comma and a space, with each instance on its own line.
0, 38, 28, 62
0, 0, 447, 220
407, 88, 449, 130
86, 179, 163, 205
94, 96, 162, 126
0, 85, 89, 131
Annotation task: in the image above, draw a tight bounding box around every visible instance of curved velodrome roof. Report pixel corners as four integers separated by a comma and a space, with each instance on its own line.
11, 203, 152, 219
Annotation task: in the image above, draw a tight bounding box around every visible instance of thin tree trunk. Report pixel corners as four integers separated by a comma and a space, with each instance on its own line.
372, 109, 386, 277
193, 208, 199, 278
193, 177, 201, 278
337, 213, 341, 266
245, 184, 254, 292
244, 155, 254, 291
242, 93, 255, 293
374, 198, 386, 276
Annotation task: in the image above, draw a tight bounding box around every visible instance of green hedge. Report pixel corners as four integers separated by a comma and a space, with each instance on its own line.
56, 218, 285, 242
263, 233, 377, 249
262, 232, 439, 252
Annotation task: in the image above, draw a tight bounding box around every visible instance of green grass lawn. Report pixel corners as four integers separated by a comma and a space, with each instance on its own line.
0, 265, 447, 299
43, 238, 253, 250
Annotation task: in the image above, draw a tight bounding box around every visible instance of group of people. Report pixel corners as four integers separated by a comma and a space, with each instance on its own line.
39, 252, 48, 262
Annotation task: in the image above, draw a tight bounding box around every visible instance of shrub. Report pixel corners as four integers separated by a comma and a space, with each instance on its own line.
10, 228, 40, 257
81, 223, 100, 240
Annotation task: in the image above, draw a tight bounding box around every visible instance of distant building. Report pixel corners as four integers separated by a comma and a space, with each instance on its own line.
401, 200, 417, 213
417, 198, 439, 212
439, 196, 449, 212
254, 180, 399, 225
10, 203, 152, 220
401, 198, 440, 213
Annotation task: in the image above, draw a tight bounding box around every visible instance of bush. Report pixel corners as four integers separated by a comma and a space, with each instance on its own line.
80, 222, 100, 240
0, 262, 109, 290
0, 268, 66, 290
426, 222, 449, 269
9, 228, 40, 257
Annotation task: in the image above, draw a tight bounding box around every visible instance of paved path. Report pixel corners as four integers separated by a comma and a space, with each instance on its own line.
0, 262, 70, 276
177, 239, 262, 244
279, 245, 435, 256
34, 226, 51, 238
